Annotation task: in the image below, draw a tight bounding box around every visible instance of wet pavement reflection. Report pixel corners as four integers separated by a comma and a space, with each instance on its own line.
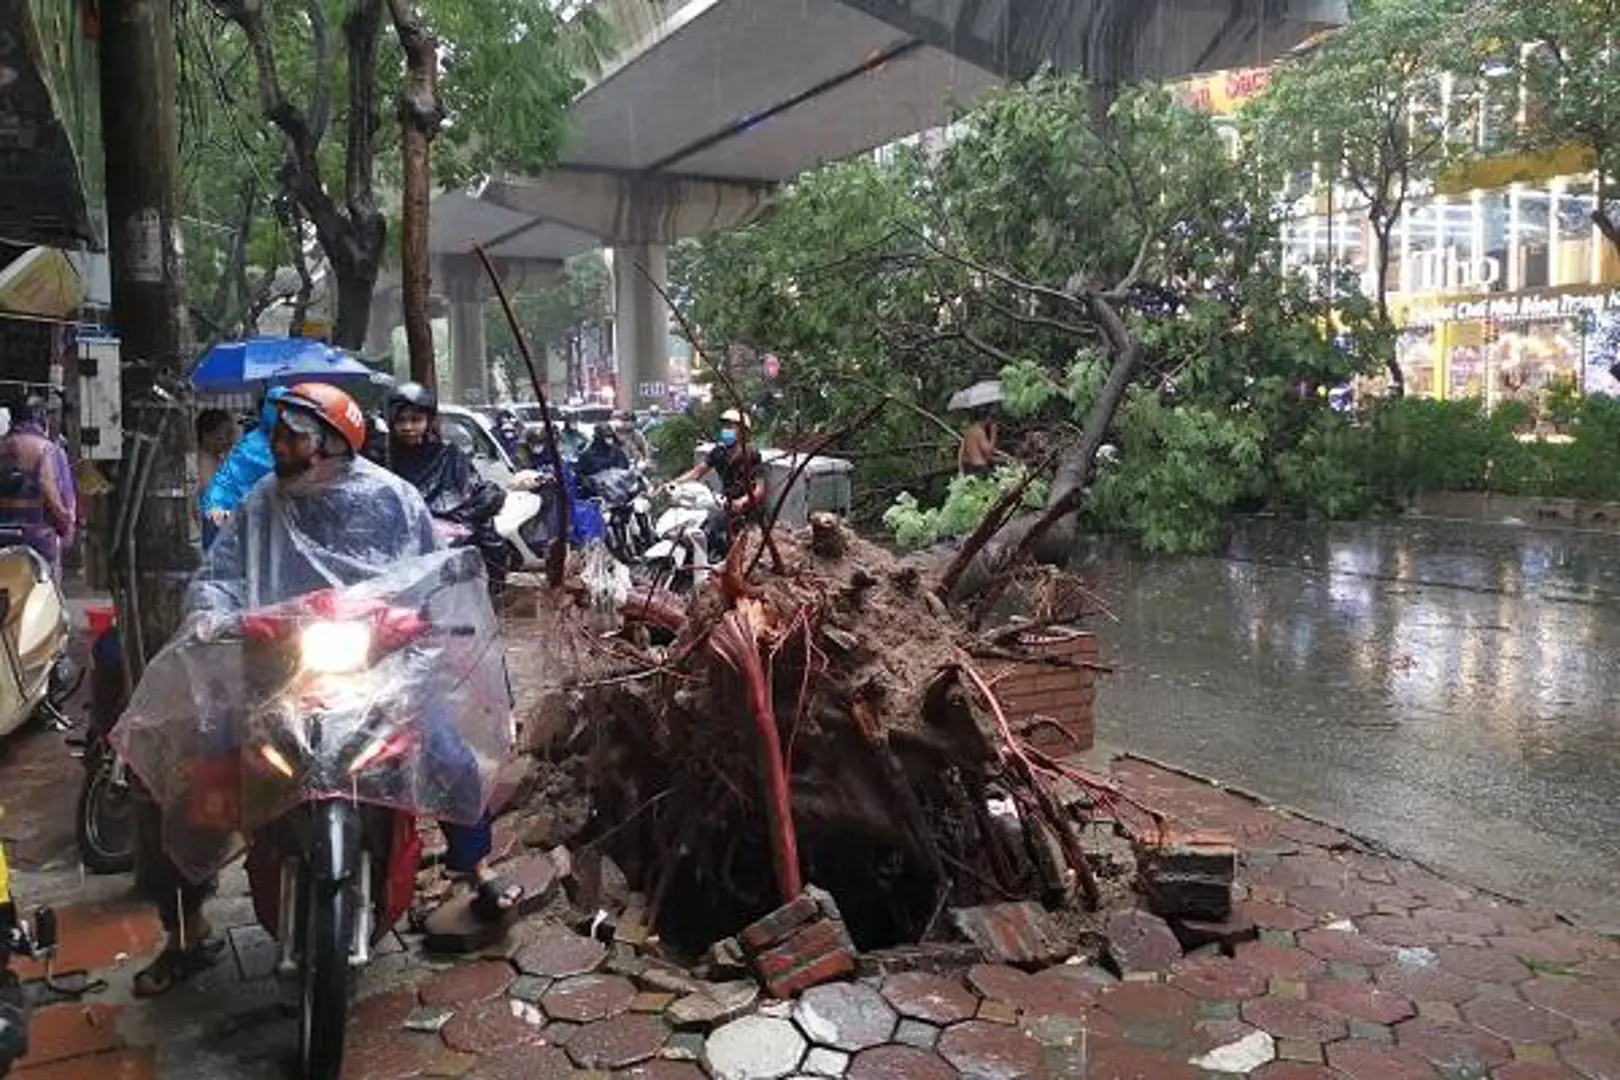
1083, 517, 1620, 928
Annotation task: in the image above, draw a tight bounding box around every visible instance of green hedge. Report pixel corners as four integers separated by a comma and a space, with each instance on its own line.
1280, 394, 1620, 518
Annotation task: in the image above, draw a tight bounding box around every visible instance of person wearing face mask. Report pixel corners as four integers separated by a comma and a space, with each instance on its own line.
665, 408, 765, 557
613, 411, 651, 466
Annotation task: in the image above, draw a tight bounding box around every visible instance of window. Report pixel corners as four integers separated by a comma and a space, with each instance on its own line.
1481, 191, 1510, 292
441, 415, 494, 461
1556, 175, 1596, 286
1517, 186, 1551, 289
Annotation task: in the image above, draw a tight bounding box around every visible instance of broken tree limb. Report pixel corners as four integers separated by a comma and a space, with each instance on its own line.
473, 244, 568, 587
935, 443, 1064, 602
947, 293, 1143, 607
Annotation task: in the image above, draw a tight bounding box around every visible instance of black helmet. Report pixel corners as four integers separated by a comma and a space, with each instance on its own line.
389, 381, 437, 415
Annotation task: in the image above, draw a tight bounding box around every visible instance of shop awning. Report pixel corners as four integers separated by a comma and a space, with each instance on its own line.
0, 0, 95, 250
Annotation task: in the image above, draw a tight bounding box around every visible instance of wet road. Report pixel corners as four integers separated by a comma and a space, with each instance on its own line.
1084, 517, 1620, 929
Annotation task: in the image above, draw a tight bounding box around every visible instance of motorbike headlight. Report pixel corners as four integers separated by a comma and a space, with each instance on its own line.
299, 621, 373, 674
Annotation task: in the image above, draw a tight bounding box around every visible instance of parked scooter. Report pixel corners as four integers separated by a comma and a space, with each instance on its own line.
0, 544, 77, 741
493, 471, 554, 572
642, 482, 721, 593
580, 467, 655, 567
0, 841, 60, 1077
75, 614, 135, 874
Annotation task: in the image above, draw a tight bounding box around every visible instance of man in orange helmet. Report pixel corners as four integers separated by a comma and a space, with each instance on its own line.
128, 383, 521, 996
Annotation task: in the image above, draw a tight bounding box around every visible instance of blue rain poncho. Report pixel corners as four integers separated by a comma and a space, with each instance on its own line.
200, 387, 289, 547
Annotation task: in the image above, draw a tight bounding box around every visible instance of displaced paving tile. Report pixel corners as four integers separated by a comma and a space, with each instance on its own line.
704, 1015, 807, 1080
1307, 979, 1416, 1025
846, 1044, 958, 1080
794, 983, 898, 1052
565, 1013, 671, 1070
665, 980, 759, 1029
880, 971, 977, 1025
967, 964, 1033, 1003
514, 924, 607, 978
9, 904, 163, 984
540, 973, 638, 1023
440, 998, 548, 1054
418, 959, 517, 1007
950, 902, 1071, 967
1460, 994, 1576, 1044
1105, 908, 1184, 976
937, 1019, 1044, 1079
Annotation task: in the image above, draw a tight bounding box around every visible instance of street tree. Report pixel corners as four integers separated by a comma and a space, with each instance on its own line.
186, 0, 619, 351
1249, 0, 1468, 396
676, 76, 1371, 577
1478, 0, 1620, 258
485, 252, 612, 399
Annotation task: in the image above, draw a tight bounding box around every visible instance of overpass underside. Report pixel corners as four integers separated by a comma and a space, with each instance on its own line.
836, 0, 1343, 84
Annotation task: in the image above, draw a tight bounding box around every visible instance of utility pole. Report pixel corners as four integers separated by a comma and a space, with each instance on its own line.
97, 0, 197, 666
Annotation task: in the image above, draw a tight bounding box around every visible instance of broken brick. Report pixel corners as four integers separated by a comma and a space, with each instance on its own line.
739, 893, 822, 952
948, 902, 1071, 968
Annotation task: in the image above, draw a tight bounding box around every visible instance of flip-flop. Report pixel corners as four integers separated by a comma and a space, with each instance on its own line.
131, 938, 225, 999
469, 875, 525, 925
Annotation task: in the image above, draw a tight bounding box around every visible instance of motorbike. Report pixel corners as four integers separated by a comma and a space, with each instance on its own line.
0, 842, 59, 1077
75, 616, 136, 874
0, 544, 77, 741
579, 467, 655, 567
642, 482, 721, 593
492, 472, 551, 573
116, 550, 507, 1080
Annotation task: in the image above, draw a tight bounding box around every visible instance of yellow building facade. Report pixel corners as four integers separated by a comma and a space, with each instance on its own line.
1175, 65, 1620, 404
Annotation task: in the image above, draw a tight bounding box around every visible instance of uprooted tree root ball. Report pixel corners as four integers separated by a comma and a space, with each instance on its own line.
510, 521, 1154, 957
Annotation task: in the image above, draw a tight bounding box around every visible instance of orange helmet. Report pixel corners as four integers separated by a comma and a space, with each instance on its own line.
278, 382, 366, 454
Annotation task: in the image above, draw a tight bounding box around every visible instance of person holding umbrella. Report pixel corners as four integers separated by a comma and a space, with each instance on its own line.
949, 379, 1002, 477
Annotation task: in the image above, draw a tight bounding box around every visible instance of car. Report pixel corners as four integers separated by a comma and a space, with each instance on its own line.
437, 404, 518, 488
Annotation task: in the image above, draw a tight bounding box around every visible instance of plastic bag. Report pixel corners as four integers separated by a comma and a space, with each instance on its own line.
111, 546, 512, 883
580, 542, 631, 632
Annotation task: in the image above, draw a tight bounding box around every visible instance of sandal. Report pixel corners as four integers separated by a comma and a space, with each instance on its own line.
468, 874, 525, 924
131, 938, 224, 999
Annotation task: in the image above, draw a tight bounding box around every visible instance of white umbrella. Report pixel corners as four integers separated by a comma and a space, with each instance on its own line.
948, 379, 1003, 411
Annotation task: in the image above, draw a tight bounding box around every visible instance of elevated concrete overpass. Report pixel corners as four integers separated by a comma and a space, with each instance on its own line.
416, 0, 1346, 405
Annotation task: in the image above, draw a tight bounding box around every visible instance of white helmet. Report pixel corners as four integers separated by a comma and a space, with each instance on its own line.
719, 408, 750, 429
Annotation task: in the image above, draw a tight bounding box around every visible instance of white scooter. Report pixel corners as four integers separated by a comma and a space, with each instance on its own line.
493, 471, 553, 572
0, 545, 75, 741
642, 482, 721, 593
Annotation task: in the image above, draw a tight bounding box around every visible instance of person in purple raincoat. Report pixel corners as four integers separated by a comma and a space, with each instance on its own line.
0, 397, 76, 580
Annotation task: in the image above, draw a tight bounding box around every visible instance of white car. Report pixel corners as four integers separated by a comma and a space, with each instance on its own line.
436, 404, 518, 489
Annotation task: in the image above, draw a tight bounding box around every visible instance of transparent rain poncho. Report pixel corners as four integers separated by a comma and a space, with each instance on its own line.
111, 456, 513, 883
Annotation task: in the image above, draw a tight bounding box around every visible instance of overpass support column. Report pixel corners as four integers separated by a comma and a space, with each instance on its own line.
613, 242, 668, 411
449, 299, 487, 403
445, 256, 488, 403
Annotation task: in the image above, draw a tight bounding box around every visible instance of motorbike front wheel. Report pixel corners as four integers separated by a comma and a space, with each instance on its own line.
298, 877, 355, 1080
75, 756, 135, 875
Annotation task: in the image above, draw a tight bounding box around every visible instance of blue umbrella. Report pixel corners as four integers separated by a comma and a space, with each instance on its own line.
190, 337, 378, 393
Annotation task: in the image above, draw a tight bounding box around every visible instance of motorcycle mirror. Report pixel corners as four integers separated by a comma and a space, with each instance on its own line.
31, 907, 56, 952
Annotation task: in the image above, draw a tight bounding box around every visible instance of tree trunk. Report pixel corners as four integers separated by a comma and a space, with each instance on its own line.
1374, 220, 1405, 398
332, 263, 378, 352
945, 294, 1142, 605
389, 0, 440, 387
98, 0, 197, 668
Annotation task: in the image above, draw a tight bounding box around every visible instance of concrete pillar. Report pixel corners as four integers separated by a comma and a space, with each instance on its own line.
613, 243, 669, 411
443, 255, 488, 404
449, 298, 487, 404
